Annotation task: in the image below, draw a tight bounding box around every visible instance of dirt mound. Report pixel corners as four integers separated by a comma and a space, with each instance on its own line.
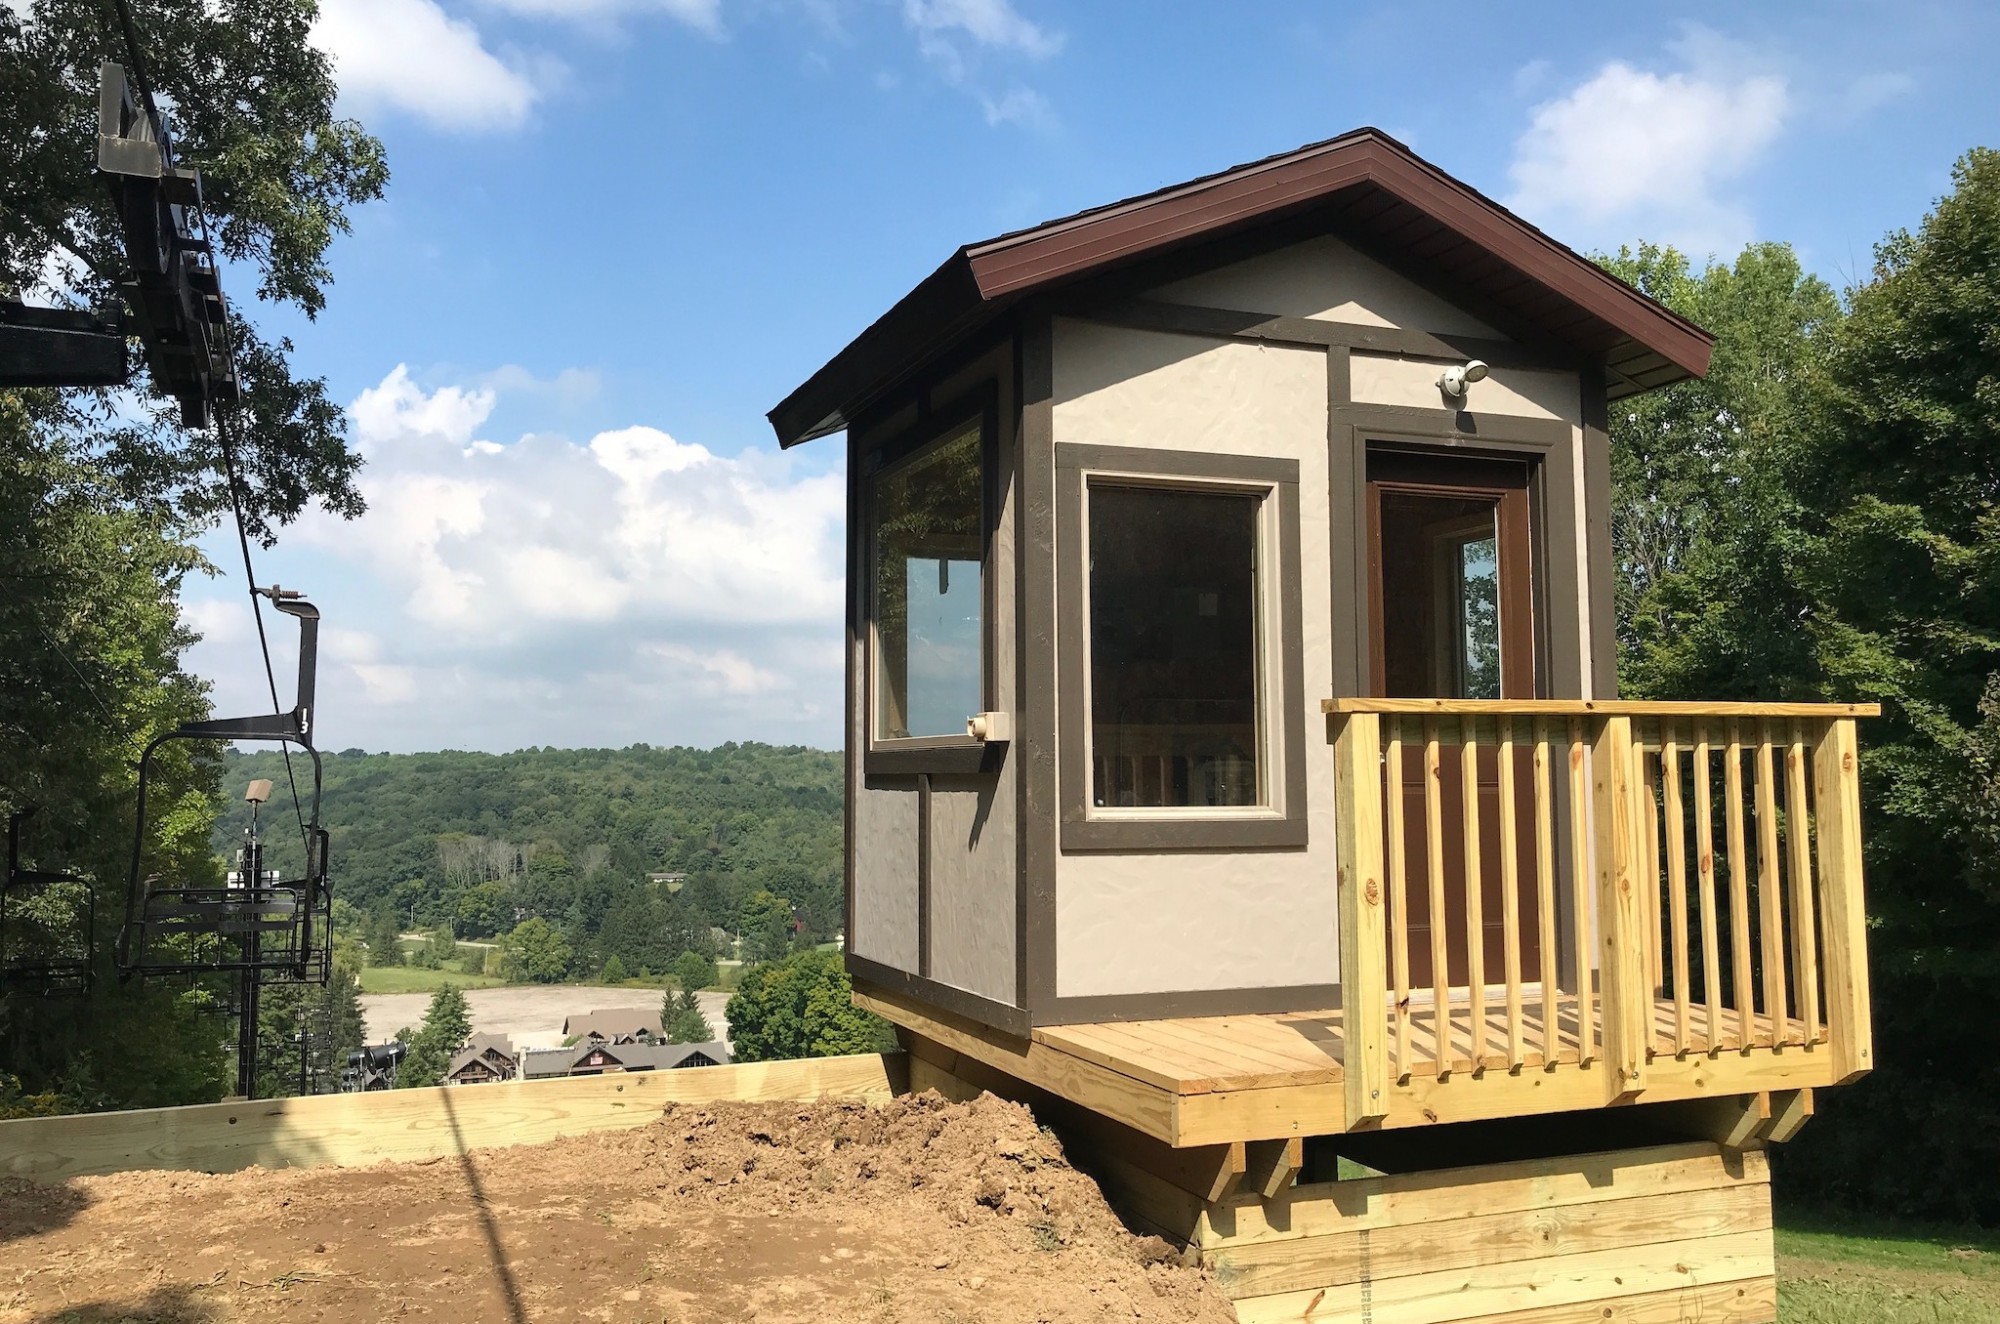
0, 1090, 1237, 1323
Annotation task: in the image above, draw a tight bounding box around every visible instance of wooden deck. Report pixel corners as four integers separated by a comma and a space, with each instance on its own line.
861, 981, 1844, 1148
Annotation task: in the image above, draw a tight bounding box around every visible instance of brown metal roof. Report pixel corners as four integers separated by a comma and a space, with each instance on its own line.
768, 128, 1713, 447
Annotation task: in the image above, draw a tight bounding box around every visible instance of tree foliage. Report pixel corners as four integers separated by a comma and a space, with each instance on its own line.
724, 949, 896, 1064
672, 950, 717, 992
395, 984, 471, 1089
1603, 149, 2000, 1220
661, 988, 714, 1045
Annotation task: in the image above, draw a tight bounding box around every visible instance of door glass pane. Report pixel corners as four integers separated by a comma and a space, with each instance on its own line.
1378, 492, 1503, 698
871, 424, 983, 740
1088, 484, 1261, 808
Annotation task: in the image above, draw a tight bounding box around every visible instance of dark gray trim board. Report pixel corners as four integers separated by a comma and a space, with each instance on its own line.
1035, 983, 1343, 1027
1580, 374, 1618, 699
1053, 444, 1309, 853
850, 960, 1032, 1038
1069, 297, 1567, 372
1326, 394, 1587, 703
1018, 314, 1059, 1020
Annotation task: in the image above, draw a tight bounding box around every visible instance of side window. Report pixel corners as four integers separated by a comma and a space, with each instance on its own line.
868, 414, 987, 751
1057, 445, 1306, 851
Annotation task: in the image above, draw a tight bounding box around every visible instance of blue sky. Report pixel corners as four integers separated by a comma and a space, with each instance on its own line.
178, 0, 2000, 754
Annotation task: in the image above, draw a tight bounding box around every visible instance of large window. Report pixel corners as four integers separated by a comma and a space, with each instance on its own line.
1088, 485, 1262, 808
1056, 445, 1306, 851
870, 419, 985, 745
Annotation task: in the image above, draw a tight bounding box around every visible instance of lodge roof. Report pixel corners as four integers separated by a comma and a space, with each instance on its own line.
768, 127, 1714, 448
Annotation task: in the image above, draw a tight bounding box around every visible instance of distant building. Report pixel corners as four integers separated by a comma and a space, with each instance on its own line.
444, 1033, 518, 1086
646, 871, 687, 894
561, 1009, 665, 1045
520, 1039, 731, 1081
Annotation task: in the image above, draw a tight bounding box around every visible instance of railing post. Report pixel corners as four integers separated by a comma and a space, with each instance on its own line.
1333, 710, 1389, 1126
1813, 718, 1875, 1083
1592, 714, 1649, 1098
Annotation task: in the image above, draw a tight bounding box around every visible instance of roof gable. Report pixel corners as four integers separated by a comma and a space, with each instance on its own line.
769, 128, 1712, 447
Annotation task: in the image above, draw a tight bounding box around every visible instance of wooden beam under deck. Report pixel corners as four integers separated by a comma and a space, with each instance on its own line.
858, 980, 1846, 1147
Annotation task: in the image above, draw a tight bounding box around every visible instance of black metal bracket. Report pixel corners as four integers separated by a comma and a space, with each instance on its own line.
95, 61, 235, 429
0, 299, 128, 389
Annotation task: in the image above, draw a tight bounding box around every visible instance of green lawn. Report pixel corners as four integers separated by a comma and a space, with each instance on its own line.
356, 965, 505, 994
1777, 1211, 2000, 1322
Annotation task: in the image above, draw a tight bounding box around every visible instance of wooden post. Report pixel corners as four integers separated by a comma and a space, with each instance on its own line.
1592, 715, 1648, 1097
1812, 719, 1874, 1083
1334, 711, 1390, 1125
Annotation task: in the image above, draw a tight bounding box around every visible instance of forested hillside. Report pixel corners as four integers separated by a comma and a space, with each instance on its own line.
215, 743, 842, 977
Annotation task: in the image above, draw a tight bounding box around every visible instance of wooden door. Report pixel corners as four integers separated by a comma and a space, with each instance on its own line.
1367, 450, 1541, 991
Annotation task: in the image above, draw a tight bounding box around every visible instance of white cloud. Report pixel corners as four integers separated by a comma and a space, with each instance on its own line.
903, 0, 1062, 61
981, 86, 1055, 133
1505, 39, 1787, 256
311, 0, 541, 132
481, 0, 723, 38
184, 365, 846, 752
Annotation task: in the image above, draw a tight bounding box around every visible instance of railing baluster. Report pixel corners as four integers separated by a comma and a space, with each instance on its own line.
1785, 719, 1822, 1046
1460, 716, 1488, 1068
1662, 721, 1692, 1057
1568, 716, 1595, 1066
1424, 717, 1450, 1075
1385, 717, 1411, 1079
1534, 718, 1559, 1067
1642, 752, 1663, 1013
1694, 721, 1724, 1052
1725, 721, 1756, 1048
1756, 720, 1790, 1047
1498, 716, 1525, 1069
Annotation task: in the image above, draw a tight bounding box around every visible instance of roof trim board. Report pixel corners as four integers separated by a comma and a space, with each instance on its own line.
769, 128, 1713, 447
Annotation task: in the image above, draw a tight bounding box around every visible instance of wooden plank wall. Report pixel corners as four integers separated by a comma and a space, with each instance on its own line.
0, 1052, 907, 1181
1201, 1142, 1774, 1324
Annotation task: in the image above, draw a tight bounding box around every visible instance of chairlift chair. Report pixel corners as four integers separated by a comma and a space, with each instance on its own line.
0, 807, 96, 996
117, 591, 332, 982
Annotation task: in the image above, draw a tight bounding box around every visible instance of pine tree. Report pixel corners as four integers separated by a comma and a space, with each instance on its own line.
662, 989, 714, 1044
395, 984, 473, 1088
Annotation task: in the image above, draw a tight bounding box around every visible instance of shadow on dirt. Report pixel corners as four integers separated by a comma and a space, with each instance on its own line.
0, 1177, 90, 1246
17, 1284, 216, 1322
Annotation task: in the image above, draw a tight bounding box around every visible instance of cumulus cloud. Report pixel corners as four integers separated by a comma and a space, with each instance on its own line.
184, 366, 845, 752
1506, 38, 1787, 256
311, 0, 541, 132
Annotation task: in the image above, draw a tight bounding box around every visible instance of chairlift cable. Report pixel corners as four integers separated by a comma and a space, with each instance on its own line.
102, 0, 310, 857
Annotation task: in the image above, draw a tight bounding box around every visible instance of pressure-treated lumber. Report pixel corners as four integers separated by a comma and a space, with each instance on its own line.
0, 1052, 905, 1181
1325, 698, 1880, 718
1593, 715, 1649, 1097
1331, 710, 1390, 1124
1813, 717, 1875, 1083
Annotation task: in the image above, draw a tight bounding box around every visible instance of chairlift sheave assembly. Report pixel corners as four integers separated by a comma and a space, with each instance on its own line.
116, 588, 332, 983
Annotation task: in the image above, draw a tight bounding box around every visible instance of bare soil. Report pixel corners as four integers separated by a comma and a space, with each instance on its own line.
0, 1092, 1237, 1324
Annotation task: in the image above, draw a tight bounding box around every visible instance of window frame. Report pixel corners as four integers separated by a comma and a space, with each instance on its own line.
861, 385, 1001, 777
1055, 444, 1307, 852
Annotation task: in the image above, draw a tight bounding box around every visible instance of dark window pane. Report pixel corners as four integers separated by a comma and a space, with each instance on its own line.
871, 424, 983, 740
1088, 484, 1262, 808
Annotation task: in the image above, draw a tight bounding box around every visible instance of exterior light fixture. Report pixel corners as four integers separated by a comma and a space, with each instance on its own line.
1437, 359, 1491, 401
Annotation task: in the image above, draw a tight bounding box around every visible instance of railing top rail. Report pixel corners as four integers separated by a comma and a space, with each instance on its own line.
1321, 698, 1882, 718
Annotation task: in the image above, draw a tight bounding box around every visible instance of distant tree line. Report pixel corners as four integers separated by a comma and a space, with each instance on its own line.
217, 743, 843, 985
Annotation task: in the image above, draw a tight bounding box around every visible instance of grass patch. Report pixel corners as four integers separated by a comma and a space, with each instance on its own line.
1777, 1209, 1999, 1323
357, 965, 506, 994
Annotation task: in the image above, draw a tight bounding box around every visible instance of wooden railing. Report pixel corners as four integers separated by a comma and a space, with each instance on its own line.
1326, 699, 1878, 1127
